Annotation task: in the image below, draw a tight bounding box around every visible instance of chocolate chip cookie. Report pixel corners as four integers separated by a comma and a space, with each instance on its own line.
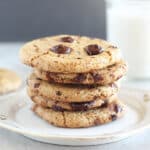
20, 35, 121, 73
20, 34, 127, 129
0, 68, 22, 94
34, 61, 127, 85
27, 73, 118, 102
28, 89, 116, 111
33, 99, 125, 128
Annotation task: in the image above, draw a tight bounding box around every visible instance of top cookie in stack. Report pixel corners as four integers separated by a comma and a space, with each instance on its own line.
20, 35, 126, 85
20, 35, 127, 128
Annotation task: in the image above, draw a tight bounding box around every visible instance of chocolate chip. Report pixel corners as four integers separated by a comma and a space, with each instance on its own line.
61, 36, 74, 43
64, 96, 68, 99
107, 64, 115, 69
70, 101, 94, 111
106, 51, 112, 56
34, 83, 40, 88
111, 114, 117, 121
46, 72, 56, 82
109, 103, 122, 114
114, 104, 122, 113
93, 95, 99, 100
51, 105, 65, 112
31, 63, 34, 67
56, 91, 62, 96
51, 44, 72, 54
91, 73, 104, 82
100, 100, 108, 108
87, 85, 97, 89
36, 77, 42, 80
85, 44, 103, 55
109, 83, 118, 88
116, 75, 123, 80
73, 74, 86, 83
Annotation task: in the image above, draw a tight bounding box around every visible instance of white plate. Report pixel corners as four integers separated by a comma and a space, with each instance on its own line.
0, 87, 150, 146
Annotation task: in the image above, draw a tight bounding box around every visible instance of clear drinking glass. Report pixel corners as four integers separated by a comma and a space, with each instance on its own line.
105, 0, 150, 79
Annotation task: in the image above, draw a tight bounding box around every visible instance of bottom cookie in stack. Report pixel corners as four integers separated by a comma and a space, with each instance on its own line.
32, 99, 124, 128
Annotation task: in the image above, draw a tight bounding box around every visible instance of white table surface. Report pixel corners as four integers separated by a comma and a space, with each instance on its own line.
0, 43, 150, 150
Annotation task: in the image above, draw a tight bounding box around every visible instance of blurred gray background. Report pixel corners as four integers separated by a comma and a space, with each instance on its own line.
0, 0, 106, 41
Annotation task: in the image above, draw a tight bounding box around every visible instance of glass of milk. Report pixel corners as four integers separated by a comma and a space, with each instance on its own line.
106, 0, 150, 79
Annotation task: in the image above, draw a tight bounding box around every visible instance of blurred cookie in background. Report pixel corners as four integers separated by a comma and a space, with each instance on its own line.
0, 68, 22, 95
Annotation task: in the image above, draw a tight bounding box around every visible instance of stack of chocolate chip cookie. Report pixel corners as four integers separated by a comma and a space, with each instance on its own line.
20, 35, 127, 128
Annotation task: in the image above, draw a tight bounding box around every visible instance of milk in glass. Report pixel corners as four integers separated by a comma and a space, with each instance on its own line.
106, 0, 150, 79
